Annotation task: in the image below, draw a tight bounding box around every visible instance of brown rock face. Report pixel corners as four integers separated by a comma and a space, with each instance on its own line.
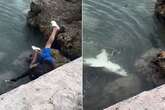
150, 51, 165, 83
155, 0, 165, 21
27, 0, 82, 60
135, 48, 165, 85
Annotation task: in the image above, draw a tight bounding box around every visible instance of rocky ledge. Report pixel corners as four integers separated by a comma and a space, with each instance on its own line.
0, 58, 82, 110
27, 0, 82, 60
105, 84, 165, 110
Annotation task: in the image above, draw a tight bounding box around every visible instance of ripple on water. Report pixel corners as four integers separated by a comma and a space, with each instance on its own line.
83, 0, 162, 66
0, 0, 42, 94
83, 0, 163, 109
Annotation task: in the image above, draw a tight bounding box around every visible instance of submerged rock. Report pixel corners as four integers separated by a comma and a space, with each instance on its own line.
27, 0, 82, 60
83, 65, 144, 110
135, 48, 165, 85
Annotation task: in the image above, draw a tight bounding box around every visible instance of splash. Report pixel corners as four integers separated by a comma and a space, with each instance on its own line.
84, 49, 128, 76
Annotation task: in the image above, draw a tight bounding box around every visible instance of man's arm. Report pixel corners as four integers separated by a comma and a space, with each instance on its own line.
29, 51, 39, 69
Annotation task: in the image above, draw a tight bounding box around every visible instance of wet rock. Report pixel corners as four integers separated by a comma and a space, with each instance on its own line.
135, 48, 165, 85
27, 0, 82, 60
155, 0, 165, 21
83, 66, 143, 110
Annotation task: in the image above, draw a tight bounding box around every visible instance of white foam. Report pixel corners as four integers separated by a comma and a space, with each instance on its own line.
84, 49, 128, 77
22, 9, 30, 15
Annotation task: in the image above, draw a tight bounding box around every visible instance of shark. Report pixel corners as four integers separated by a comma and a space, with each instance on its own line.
84, 49, 128, 77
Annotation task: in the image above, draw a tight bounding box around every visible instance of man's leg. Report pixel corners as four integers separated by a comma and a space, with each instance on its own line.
45, 21, 60, 48
29, 21, 59, 68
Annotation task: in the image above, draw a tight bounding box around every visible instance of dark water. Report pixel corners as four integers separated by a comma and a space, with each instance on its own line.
83, 0, 165, 109
0, 0, 43, 94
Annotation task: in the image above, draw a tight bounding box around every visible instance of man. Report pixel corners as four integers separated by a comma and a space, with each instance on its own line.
9, 20, 61, 81
30, 21, 60, 67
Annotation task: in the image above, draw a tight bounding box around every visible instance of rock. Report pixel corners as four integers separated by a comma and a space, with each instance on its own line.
51, 49, 70, 68
155, 0, 165, 21
104, 84, 165, 110
0, 58, 82, 110
83, 66, 143, 110
152, 51, 165, 70
27, 0, 82, 60
135, 48, 165, 85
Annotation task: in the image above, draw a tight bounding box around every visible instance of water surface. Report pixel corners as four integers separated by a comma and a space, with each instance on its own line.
83, 0, 165, 109
0, 0, 43, 94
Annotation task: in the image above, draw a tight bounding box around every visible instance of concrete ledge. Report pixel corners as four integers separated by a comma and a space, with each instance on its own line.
0, 58, 82, 110
105, 84, 165, 110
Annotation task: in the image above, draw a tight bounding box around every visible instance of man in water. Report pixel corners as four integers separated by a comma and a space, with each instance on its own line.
9, 20, 62, 81
29, 20, 60, 79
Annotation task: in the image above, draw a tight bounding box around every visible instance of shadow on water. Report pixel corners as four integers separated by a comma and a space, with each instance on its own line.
0, 27, 43, 95
83, 65, 155, 110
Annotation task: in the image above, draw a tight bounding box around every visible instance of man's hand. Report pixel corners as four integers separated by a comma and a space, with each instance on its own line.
29, 63, 38, 69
